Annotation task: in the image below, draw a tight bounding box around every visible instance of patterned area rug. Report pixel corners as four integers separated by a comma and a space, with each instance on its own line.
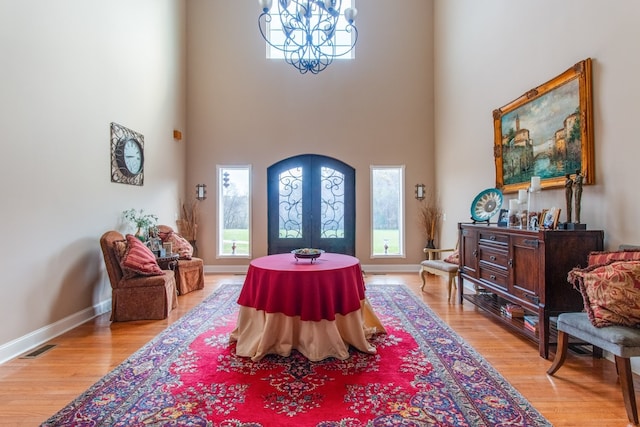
42, 284, 551, 426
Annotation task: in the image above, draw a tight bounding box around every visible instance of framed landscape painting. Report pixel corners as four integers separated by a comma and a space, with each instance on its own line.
493, 58, 594, 193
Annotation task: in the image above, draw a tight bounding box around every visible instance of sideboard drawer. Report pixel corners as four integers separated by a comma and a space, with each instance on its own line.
479, 266, 508, 292
478, 245, 508, 270
478, 231, 509, 246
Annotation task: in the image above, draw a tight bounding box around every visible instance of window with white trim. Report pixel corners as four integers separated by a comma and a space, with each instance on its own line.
371, 166, 405, 257
265, 0, 356, 60
217, 166, 251, 258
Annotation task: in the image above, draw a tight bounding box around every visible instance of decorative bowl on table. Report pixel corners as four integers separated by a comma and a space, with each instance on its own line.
292, 248, 325, 263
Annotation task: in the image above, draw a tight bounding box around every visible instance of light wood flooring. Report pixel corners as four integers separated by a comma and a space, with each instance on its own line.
0, 273, 637, 426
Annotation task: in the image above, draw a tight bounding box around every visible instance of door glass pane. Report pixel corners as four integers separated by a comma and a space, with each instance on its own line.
371, 166, 404, 256
320, 167, 344, 238
218, 166, 251, 256
279, 167, 303, 238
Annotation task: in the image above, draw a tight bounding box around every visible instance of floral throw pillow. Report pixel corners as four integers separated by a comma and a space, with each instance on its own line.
120, 234, 164, 277
587, 249, 640, 267
112, 240, 128, 260
161, 232, 193, 260
444, 249, 459, 265
568, 260, 640, 328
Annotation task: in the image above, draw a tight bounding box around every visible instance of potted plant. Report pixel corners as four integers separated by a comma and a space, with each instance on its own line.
122, 209, 158, 241
417, 191, 442, 249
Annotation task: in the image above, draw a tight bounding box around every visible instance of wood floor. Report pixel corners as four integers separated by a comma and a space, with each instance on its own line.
0, 273, 637, 426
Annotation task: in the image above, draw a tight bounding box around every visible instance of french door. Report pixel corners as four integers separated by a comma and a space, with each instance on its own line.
267, 154, 355, 255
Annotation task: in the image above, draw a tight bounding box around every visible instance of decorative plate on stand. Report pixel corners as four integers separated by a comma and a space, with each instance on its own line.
292, 248, 325, 263
470, 188, 503, 223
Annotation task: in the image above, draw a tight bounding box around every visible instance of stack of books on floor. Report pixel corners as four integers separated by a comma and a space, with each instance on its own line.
500, 303, 525, 318
523, 315, 539, 333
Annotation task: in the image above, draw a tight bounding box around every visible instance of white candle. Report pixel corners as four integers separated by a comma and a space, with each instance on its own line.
531, 176, 541, 192
509, 199, 519, 211
518, 189, 528, 203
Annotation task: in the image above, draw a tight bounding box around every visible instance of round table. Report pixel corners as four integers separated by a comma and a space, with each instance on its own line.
230, 253, 385, 361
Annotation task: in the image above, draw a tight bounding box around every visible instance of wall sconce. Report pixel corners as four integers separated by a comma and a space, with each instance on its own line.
415, 184, 426, 201
196, 184, 207, 201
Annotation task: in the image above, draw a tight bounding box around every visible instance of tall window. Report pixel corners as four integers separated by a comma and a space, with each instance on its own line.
218, 166, 251, 258
265, 0, 356, 60
371, 166, 405, 257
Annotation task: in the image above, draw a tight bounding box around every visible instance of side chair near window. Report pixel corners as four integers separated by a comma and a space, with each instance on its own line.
419, 246, 459, 302
157, 225, 205, 295
547, 245, 640, 424
100, 231, 178, 321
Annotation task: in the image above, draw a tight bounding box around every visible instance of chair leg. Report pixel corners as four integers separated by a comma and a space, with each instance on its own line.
447, 274, 454, 302
547, 330, 569, 375
420, 268, 427, 291
615, 355, 639, 424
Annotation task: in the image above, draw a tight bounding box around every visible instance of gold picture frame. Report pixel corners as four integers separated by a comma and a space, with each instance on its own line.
541, 207, 561, 230
493, 58, 594, 194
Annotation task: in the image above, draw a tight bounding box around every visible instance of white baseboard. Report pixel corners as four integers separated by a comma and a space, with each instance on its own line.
0, 263, 420, 365
0, 299, 112, 365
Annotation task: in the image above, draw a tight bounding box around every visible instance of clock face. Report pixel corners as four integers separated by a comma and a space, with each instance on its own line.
470, 188, 504, 222
110, 122, 144, 186
121, 139, 143, 175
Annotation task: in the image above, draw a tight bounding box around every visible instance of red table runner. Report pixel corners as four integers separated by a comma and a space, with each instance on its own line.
237, 253, 365, 321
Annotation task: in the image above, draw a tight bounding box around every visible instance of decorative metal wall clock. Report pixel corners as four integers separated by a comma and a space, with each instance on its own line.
110, 122, 144, 186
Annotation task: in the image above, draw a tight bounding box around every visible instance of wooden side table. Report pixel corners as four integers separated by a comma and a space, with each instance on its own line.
156, 253, 179, 271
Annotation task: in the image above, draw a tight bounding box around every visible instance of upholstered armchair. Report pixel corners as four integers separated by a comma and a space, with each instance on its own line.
100, 231, 178, 321
157, 225, 205, 295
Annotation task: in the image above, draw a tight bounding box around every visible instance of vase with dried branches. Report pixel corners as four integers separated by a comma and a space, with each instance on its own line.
177, 200, 199, 256
417, 191, 442, 249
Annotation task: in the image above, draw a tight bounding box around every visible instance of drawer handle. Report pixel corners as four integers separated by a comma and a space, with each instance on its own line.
490, 255, 496, 261
490, 235, 496, 241
490, 274, 496, 280
508, 259, 513, 268
524, 239, 539, 248
473, 249, 478, 258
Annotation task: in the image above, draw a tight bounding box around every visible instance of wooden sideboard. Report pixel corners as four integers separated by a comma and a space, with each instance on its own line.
458, 223, 603, 358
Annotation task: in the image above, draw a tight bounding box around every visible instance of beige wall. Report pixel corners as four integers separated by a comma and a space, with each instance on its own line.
2, 0, 640, 362
185, 0, 435, 267
0, 0, 187, 359
434, 0, 640, 248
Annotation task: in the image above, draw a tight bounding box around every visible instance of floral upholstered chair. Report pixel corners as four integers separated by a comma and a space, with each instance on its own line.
157, 225, 205, 295
99, 231, 178, 321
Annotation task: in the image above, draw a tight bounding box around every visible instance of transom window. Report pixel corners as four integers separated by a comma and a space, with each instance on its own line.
265, 0, 356, 60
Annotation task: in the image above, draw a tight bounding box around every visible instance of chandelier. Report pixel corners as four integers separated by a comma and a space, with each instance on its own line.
258, 0, 358, 74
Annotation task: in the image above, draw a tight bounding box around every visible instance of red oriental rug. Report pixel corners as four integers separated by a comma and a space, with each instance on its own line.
42, 284, 551, 426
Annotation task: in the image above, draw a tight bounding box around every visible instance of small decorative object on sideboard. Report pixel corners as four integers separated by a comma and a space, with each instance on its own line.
558, 169, 587, 230
469, 188, 503, 225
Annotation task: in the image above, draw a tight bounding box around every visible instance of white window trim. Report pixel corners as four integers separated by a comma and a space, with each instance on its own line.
216, 164, 252, 259
370, 165, 406, 259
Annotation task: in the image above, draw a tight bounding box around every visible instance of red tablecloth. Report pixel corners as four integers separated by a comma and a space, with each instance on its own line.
231, 253, 385, 361
236, 252, 365, 321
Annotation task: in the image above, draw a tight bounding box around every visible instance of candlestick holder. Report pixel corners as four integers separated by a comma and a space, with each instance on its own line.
527, 187, 541, 230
